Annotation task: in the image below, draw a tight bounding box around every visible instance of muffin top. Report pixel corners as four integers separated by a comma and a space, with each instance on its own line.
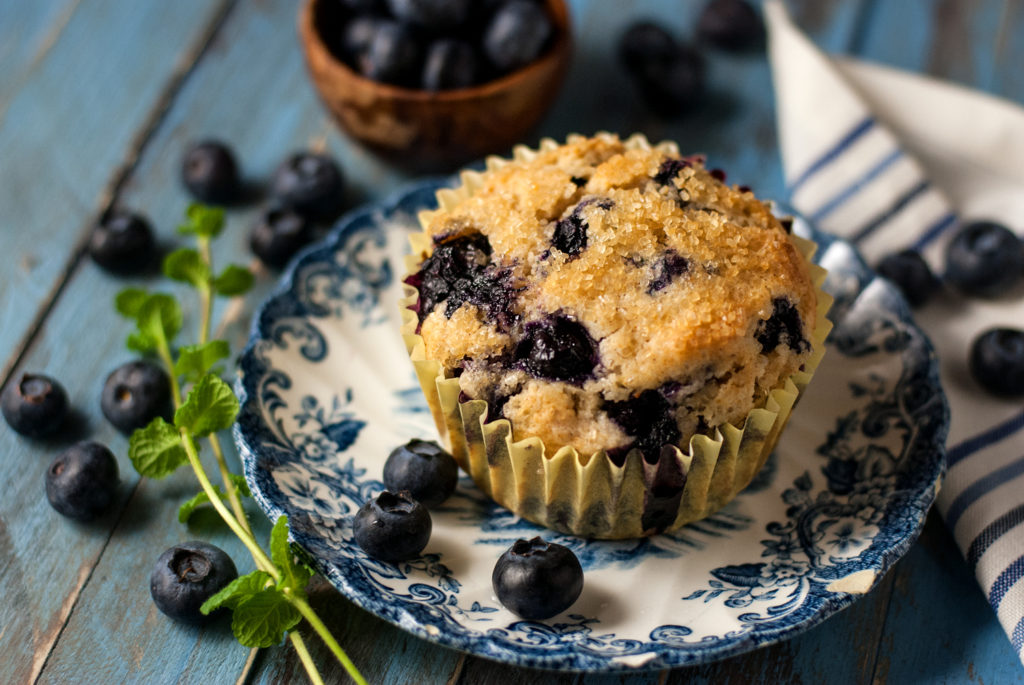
407, 134, 817, 460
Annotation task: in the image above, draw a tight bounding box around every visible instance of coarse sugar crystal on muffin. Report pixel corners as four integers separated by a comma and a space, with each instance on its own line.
408, 134, 817, 461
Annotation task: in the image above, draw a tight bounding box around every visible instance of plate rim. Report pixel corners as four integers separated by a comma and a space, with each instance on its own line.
233, 177, 949, 672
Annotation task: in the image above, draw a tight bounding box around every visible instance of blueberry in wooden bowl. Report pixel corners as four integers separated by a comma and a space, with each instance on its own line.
298, 0, 572, 171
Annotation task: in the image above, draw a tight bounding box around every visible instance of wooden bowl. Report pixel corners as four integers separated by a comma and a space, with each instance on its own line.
299, 0, 572, 171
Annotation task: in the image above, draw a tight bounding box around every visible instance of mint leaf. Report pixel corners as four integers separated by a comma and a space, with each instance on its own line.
212, 264, 254, 296
231, 589, 301, 648
174, 341, 230, 382
230, 472, 252, 498
202, 570, 273, 614
129, 417, 187, 479
115, 288, 149, 318
126, 331, 157, 353
270, 516, 311, 594
178, 475, 249, 523
178, 489, 211, 523
138, 293, 182, 346
178, 203, 225, 237
174, 374, 239, 436
163, 248, 211, 288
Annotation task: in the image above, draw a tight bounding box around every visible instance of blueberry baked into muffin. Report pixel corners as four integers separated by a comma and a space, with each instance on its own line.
401, 133, 831, 539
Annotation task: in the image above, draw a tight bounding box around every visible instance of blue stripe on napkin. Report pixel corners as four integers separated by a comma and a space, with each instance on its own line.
967, 504, 1024, 568
944, 454, 1024, 531
810, 148, 904, 222
787, 117, 875, 195
990, 557, 1024, 611
947, 410, 1024, 469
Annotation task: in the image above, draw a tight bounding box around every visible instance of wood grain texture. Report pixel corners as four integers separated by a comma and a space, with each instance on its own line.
3, 0, 1024, 683
0, 0, 232, 383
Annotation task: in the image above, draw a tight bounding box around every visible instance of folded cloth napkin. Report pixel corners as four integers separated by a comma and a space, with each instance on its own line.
765, 0, 1024, 666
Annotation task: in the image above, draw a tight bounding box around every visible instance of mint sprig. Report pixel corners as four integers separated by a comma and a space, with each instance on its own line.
114, 204, 366, 685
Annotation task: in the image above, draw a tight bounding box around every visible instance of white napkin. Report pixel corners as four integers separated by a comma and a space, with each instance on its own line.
765, 0, 1024, 666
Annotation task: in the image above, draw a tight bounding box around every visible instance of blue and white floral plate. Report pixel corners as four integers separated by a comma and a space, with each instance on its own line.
234, 179, 948, 671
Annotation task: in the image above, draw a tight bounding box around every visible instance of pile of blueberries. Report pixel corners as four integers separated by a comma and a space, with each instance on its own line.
618, 0, 764, 116
328, 0, 557, 91
355, 439, 584, 620
876, 221, 1024, 398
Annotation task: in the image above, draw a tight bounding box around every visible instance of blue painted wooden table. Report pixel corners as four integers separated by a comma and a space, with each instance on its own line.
2, 1, 1022, 682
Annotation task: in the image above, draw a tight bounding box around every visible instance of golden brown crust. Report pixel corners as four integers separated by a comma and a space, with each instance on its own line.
411, 134, 817, 456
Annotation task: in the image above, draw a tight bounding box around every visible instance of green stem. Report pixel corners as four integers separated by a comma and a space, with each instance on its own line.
198, 236, 213, 346
195, 235, 251, 537
155, 337, 182, 411
180, 430, 277, 578
289, 596, 368, 685
210, 433, 253, 537
288, 632, 326, 685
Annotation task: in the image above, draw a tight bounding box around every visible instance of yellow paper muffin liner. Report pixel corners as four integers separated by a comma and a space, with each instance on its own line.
400, 133, 833, 539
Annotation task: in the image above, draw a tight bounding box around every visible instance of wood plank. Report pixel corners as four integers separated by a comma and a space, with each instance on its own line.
855, 0, 1006, 90
0, 3, 238, 682
0, 0, 231, 381
0, 0, 77, 108
992, 0, 1024, 102
870, 513, 1024, 684
29, 0, 454, 681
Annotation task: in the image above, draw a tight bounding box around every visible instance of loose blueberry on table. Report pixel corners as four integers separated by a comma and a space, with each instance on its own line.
249, 208, 314, 269
270, 152, 346, 221
150, 541, 239, 625
1, 372, 69, 437
88, 209, 156, 275
618, 22, 705, 116
696, 0, 765, 51
383, 439, 459, 508
353, 490, 432, 562
45, 441, 119, 521
969, 327, 1024, 398
492, 537, 584, 620
181, 140, 241, 205
945, 220, 1024, 297
100, 360, 173, 434
875, 249, 940, 308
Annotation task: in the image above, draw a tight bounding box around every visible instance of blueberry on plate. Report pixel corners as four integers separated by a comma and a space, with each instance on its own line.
249, 208, 314, 269
88, 209, 156, 275
483, 0, 553, 73
423, 39, 477, 91
492, 537, 584, 620
1, 372, 69, 437
696, 0, 765, 51
969, 328, 1024, 398
270, 151, 346, 221
357, 20, 423, 87
150, 541, 239, 625
353, 491, 432, 562
386, 0, 472, 31
181, 140, 240, 204
945, 220, 1024, 297
100, 360, 172, 434
383, 439, 459, 507
45, 441, 119, 521
875, 249, 940, 308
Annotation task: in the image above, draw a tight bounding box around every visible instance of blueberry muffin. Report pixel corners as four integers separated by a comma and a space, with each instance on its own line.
401, 133, 830, 538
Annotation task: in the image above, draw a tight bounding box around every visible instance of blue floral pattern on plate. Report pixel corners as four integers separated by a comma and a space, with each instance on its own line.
234, 179, 948, 671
